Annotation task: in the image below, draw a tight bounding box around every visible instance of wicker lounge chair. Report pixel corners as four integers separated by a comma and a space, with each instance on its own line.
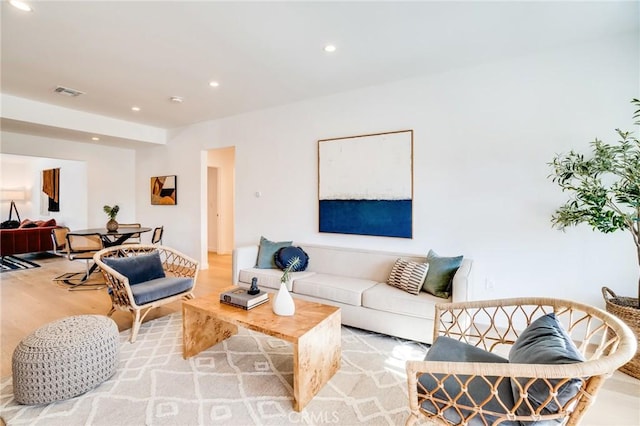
406, 297, 636, 426
94, 244, 199, 342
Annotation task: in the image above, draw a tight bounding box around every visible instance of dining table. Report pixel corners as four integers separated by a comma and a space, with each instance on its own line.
69, 226, 152, 247
65, 226, 153, 282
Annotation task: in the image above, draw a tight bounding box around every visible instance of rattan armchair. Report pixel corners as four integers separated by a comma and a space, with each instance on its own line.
93, 244, 199, 342
406, 297, 636, 426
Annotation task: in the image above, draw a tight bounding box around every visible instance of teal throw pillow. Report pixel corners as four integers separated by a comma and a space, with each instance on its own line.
256, 236, 292, 269
422, 249, 463, 298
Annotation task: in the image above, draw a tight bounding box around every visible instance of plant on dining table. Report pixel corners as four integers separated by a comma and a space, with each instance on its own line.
103, 205, 120, 232
103, 205, 120, 220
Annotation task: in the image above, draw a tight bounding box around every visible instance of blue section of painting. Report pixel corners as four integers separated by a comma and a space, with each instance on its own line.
319, 199, 412, 238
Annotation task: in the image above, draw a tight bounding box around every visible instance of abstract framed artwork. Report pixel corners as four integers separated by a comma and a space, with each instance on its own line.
150, 175, 177, 205
318, 130, 413, 238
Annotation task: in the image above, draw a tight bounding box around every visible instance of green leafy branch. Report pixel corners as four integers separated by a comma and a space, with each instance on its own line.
103, 205, 120, 220
280, 256, 301, 284
549, 98, 640, 303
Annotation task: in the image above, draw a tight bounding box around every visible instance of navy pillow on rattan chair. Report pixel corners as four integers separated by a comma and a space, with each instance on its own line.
103, 251, 166, 285
275, 246, 309, 271
418, 336, 516, 425
508, 313, 585, 419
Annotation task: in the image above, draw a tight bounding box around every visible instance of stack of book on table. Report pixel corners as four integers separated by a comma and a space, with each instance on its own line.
220, 287, 269, 310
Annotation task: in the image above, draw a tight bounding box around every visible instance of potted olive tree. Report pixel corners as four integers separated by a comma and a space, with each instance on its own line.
548, 98, 639, 378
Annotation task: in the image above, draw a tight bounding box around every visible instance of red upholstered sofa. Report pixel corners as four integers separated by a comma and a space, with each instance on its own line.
0, 219, 58, 257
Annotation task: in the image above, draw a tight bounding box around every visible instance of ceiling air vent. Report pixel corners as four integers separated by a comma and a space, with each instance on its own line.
54, 86, 85, 97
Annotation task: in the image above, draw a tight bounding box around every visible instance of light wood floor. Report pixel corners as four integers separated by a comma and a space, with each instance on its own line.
0, 251, 232, 378
1, 252, 638, 424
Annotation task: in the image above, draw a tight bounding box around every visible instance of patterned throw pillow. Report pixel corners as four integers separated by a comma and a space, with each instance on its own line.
387, 258, 429, 295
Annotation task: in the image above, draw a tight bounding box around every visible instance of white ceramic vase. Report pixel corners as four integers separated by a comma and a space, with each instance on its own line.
272, 281, 295, 316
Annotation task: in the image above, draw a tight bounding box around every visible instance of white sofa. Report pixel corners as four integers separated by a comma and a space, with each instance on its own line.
232, 243, 472, 344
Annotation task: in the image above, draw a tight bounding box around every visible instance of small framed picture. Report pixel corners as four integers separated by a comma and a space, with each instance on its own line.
150, 175, 177, 205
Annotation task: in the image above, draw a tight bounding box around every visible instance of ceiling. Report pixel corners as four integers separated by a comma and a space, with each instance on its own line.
1, 1, 638, 133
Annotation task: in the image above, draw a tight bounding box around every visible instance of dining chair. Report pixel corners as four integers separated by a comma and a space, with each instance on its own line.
151, 226, 164, 245
118, 223, 142, 244
50, 226, 70, 255
65, 233, 105, 290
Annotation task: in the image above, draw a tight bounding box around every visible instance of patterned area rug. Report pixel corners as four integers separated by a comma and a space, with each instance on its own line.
0, 255, 39, 273
0, 313, 429, 425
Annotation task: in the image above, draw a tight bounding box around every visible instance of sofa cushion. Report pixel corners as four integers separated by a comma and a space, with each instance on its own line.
419, 336, 516, 426
256, 236, 292, 269
362, 283, 443, 319
103, 252, 166, 285
509, 313, 585, 419
275, 246, 309, 271
292, 273, 378, 306
130, 276, 193, 305
40, 218, 57, 227
387, 258, 428, 295
422, 249, 463, 298
238, 267, 315, 291
0, 226, 56, 256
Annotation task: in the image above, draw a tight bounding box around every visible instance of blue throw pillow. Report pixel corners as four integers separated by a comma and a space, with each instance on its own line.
274, 246, 309, 271
103, 251, 166, 285
255, 236, 292, 269
509, 313, 585, 419
419, 336, 517, 425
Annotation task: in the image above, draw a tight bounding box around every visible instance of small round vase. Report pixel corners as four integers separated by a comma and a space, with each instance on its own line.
272, 282, 295, 316
106, 219, 119, 232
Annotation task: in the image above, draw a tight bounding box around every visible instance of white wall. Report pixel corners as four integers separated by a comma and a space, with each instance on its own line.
0, 156, 34, 220
34, 157, 87, 230
1, 155, 88, 229
1, 132, 137, 228
133, 143, 185, 250
146, 33, 638, 308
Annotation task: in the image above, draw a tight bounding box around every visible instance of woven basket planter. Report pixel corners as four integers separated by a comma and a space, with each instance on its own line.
603, 287, 640, 379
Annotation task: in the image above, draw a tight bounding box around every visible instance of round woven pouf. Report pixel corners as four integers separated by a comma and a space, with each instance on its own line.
12, 315, 119, 405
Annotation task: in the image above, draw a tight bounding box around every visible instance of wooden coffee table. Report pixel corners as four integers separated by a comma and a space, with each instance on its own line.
182, 288, 341, 411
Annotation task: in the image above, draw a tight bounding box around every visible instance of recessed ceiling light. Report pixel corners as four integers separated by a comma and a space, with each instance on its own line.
324, 45, 336, 53
131, 106, 141, 112
10, 0, 32, 12
91, 136, 100, 141
209, 81, 219, 88
169, 96, 183, 103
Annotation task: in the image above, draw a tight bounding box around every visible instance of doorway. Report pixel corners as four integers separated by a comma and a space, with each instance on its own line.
206, 147, 235, 255
207, 167, 219, 252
